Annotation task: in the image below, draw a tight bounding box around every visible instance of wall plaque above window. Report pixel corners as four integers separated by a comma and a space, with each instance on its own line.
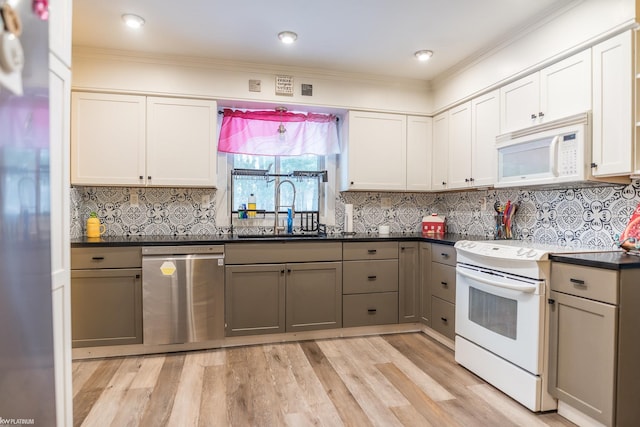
275, 75, 294, 96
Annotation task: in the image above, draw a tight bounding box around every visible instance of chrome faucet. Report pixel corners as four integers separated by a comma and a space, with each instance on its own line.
274, 179, 296, 235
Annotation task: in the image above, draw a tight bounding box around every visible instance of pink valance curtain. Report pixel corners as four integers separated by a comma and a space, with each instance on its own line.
218, 109, 340, 156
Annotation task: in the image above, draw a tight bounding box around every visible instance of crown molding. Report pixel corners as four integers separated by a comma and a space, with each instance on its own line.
72, 46, 432, 91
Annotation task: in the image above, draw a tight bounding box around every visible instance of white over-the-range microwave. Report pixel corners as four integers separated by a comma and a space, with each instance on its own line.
495, 111, 607, 188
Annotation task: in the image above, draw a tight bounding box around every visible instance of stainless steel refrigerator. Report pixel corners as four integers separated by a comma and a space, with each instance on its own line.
0, 0, 56, 424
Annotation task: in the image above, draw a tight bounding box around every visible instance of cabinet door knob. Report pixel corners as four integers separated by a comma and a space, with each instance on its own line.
139, 175, 143, 180
548, 298, 555, 305
539, 111, 544, 118
442, 181, 446, 186
469, 177, 474, 182
148, 176, 152, 180
465, 178, 469, 182
590, 162, 598, 168
280, 269, 285, 274
441, 253, 449, 258
531, 113, 537, 119
350, 181, 354, 185
287, 269, 292, 273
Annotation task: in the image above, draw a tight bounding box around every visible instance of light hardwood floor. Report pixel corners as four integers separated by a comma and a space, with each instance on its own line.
72, 333, 576, 426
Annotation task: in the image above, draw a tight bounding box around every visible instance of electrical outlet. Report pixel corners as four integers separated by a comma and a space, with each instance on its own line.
130, 193, 139, 207
381, 197, 392, 208
202, 194, 210, 206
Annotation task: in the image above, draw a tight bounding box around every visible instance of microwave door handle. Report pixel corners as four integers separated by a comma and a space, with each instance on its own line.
549, 135, 560, 177
457, 268, 537, 293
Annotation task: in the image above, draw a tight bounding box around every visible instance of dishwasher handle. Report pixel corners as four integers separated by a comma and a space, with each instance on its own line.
142, 245, 224, 256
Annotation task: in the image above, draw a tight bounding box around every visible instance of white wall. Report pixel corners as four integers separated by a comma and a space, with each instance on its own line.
72, 48, 433, 115
432, 0, 638, 112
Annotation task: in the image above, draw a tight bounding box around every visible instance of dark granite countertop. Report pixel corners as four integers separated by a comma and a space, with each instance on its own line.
71, 232, 484, 248
550, 251, 640, 270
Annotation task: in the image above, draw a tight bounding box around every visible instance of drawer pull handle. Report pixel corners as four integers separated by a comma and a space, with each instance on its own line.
570, 278, 586, 286
367, 249, 377, 254
367, 309, 377, 314
441, 317, 448, 323
441, 281, 448, 287
367, 275, 377, 280
91, 257, 105, 261
441, 253, 449, 258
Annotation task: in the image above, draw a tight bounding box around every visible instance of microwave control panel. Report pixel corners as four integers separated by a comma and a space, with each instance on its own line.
557, 132, 578, 176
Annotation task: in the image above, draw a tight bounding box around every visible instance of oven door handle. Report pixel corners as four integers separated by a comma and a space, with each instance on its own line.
457, 268, 537, 293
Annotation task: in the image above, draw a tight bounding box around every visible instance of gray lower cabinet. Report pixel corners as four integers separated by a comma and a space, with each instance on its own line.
343, 241, 399, 327
71, 247, 142, 348
399, 242, 420, 323
548, 262, 640, 426
224, 242, 343, 337
224, 264, 286, 337
286, 262, 343, 332
419, 242, 432, 325
225, 261, 342, 336
429, 243, 456, 340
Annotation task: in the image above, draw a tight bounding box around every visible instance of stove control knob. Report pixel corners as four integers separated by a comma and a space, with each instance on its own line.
517, 248, 527, 256
526, 249, 537, 257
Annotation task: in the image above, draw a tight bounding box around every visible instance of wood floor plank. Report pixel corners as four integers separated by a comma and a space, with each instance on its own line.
167, 353, 206, 426
72, 359, 102, 398
81, 358, 141, 426
367, 335, 455, 402
245, 345, 286, 426
73, 358, 123, 427
300, 340, 372, 427
138, 354, 185, 427
377, 362, 460, 427
224, 346, 259, 426
129, 355, 165, 389
320, 338, 409, 407
198, 365, 227, 426
389, 404, 438, 427
108, 388, 152, 427
279, 342, 344, 427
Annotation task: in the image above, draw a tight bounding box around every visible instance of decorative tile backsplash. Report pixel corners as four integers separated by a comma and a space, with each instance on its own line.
71, 180, 640, 249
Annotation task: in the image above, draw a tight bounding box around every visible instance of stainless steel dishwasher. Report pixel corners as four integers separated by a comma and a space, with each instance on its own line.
142, 245, 224, 345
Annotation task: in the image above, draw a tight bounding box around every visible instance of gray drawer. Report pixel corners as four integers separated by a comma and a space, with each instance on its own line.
343, 260, 398, 294
343, 242, 398, 261
225, 241, 342, 264
431, 296, 455, 340
551, 263, 618, 304
343, 292, 398, 327
71, 247, 142, 269
431, 262, 456, 303
432, 243, 456, 266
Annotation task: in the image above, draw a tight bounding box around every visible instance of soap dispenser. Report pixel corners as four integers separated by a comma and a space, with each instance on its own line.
287, 208, 293, 234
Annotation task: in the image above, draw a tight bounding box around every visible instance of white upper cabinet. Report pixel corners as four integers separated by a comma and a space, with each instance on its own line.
432, 111, 449, 191
71, 92, 147, 186
500, 73, 539, 133
500, 49, 591, 133
447, 102, 472, 189
592, 30, 634, 177
146, 97, 218, 187
341, 111, 407, 191
441, 91, 500, 191
540, 49, 591, 122
71, 92, 217, 187
406, 116, 433, 191
470, 90, 500, 188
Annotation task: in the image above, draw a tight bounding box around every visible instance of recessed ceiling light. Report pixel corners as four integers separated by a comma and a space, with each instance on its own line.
122, 14, 145, 29
278, 31, 298, 44
414, 50, 433, 61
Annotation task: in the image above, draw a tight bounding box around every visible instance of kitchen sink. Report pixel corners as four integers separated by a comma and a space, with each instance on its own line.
236, 233, 326, 239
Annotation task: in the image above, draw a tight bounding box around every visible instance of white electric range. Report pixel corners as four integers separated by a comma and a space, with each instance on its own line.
453, 239, 609, 412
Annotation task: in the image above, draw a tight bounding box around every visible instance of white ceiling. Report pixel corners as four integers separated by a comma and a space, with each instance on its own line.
72, 0, 576, 81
